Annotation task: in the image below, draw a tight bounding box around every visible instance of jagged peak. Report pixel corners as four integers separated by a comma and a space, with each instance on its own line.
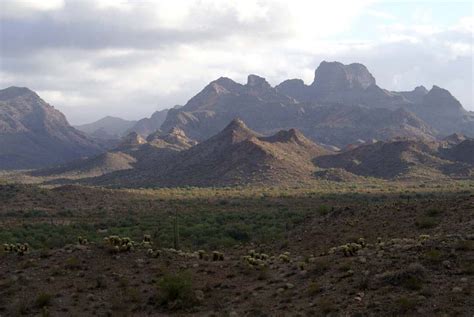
423, 85, 463, 109
413, 85, 428, 94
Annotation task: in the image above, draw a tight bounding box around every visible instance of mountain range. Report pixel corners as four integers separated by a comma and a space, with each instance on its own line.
160, 61, 473, 147
1, 60, 473, 181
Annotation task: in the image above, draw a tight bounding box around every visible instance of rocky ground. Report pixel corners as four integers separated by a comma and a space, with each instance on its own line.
0, 233, 472, 316
0, 183, 473, 316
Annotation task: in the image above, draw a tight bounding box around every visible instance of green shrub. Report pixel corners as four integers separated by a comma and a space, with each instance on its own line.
396, 296, 418, 313
65, 256, 81, 270
455, 240, 474, 251
35, 292, 52, 308
423, 250, 443, 264
426, 208, 443, 217
317, 205, 330, 216
157, 271, 196, 309
415, 216, 439, 229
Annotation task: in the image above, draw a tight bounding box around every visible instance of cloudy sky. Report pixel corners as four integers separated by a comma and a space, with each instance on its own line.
0, 0, 472, 124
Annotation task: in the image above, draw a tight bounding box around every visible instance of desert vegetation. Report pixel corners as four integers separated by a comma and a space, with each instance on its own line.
0, 181, 472, 315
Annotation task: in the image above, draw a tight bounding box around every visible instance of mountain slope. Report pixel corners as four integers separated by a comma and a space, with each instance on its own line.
0, 87, 104, 170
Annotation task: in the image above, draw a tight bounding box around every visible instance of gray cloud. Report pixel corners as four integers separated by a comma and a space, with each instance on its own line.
0, 0, 472, 125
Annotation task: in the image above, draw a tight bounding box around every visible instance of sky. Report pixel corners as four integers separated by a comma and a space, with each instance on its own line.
0, 0, 473, 124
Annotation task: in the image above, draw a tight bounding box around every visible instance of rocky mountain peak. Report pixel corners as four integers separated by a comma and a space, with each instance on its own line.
423, 85, 463, 110
246, 74, 271, 88
312, 61, 376, 91
414, 85, 428, 94
210, 77, 242, 93
224, 118, 249, 131
218, 118, 257, 144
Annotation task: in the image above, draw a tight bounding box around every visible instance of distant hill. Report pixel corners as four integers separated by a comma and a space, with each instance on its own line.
314, 137, 474, 180
0, 87, 104, 170
128, 108, 171, 137
75, 116, 137, 140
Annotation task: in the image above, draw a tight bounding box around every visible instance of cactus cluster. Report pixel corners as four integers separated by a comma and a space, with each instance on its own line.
3, 243, 29, 255
330, 238, 367, 257
103, 235, 135, 253
242, 250, 271, 268
212, 251, 224, 261
278, 252, 291, 263
77, 236, 89, 245
146, 248, 161, 258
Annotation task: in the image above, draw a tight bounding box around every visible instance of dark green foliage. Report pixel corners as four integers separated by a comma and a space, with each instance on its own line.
35, 292, 52, 308
415, 216, 439, 229
395, 296, 419, 313
157, 271, 195, 309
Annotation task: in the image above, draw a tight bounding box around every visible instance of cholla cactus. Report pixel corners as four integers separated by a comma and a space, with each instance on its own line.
104, 235, 135, 253
198, 250, 206, 260
418, 234, 430, 242
4, 243, 30, 255
3, 243, 12, 252
278, 254, 290, 263
78, 236, 88, 245
212, 251, 224, 261
141, 234, 153, 248
297, 262, 305, 270
336, 242, 364, 257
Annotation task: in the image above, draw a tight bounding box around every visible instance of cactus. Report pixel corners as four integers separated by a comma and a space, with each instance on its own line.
198, 250, 206, 260
3, 243, 29, 255
298, 262, 305, 270
78, 236, 88, 245
418, 234, 430, 242
211, 251, 224, 261
278, 254, 290, 263
104, 235, 135, 253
